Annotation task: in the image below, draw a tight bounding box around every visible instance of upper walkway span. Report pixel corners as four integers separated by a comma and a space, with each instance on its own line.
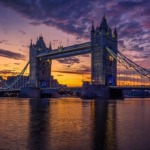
36, 42, 91, 59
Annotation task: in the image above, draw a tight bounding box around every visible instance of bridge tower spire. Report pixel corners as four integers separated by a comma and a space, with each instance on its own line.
113, 26, 118, 38
49, 41, 52, 50
91, 16, 117, 86
91, 21, 95, 33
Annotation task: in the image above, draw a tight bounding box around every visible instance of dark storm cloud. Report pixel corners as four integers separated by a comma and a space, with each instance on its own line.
117, 0, 150, 10
0, 0, 93, 38
0, 0, 149, 60
0, 48, 26, 60
0, 0, 149, 36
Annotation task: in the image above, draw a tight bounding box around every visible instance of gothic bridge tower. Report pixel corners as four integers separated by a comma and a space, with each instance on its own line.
91, 16, 118, 86
29, 36, 52, 87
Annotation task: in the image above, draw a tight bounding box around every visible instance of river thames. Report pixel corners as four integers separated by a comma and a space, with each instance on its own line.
0, 97, 150, 150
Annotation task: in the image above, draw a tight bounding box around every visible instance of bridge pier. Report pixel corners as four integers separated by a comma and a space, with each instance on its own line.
109, 88, 124, 99
19, 87, 41, 98
81, 82, 124, 99
81, 83, 110, 99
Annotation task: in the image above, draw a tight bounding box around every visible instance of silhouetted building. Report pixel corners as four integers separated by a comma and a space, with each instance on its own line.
0, 76, 5, 89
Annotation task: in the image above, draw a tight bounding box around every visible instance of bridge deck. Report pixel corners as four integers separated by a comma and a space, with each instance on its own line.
110, 86, 150, 90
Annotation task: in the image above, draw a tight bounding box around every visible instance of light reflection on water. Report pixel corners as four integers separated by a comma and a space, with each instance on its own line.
0, 97, 150, 150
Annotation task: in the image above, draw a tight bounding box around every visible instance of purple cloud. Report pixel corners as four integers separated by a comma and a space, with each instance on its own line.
0, 48, 26, 60
57, 56, 80, 65
0, 0, 149, 68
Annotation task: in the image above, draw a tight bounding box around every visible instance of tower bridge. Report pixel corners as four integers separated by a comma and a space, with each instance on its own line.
30, 15, 119, 88
0, 16, 150, 98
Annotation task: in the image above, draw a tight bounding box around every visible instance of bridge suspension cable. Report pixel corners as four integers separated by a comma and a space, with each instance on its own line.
106, 47, 150, 80
6, 61, 30, 89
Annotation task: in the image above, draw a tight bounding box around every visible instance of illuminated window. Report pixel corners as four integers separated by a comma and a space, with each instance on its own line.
109, 55, 113, 61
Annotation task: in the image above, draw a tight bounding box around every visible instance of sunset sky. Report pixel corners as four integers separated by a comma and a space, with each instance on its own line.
0, 0, 149, 86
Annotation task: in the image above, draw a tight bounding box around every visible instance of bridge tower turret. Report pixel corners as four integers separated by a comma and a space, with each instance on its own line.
91, 16, 117, 86
29, 36, 52, 88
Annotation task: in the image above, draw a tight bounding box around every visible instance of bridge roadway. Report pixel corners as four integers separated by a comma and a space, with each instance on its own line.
37, 42, 91, 59
110, 86, 150, 90
0, 89, 20, 92
0, 86, 149, 93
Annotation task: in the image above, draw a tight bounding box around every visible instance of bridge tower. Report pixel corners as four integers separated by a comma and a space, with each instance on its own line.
29, 36, 52, 87
91, 16, 117, 86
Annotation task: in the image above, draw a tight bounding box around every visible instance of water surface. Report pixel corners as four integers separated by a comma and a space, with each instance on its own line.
0, 97, 150, 150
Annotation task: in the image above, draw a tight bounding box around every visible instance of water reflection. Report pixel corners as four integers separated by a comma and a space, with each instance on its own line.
27, 98, 117, 150
93, 100, 117, 150
48, 98, 93, 150
28, 99, 50, 150
1, 98, 150, 150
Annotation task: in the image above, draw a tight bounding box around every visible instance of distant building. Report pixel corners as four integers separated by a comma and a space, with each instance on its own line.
0, 76, 5, 89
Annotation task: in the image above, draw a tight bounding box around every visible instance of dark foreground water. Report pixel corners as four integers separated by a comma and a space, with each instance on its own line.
0, 97, 150, 150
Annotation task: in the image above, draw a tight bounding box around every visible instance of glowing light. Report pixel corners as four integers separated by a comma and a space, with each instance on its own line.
109, 55, 114, 61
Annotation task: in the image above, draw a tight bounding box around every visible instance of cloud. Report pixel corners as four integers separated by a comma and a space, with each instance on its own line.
57, 56, 80, 66
133, 55, 150, 59
0, 48, 26, 60
82, 54, 90, 58
0, 0, 149, 62
3, 63, 11, 67
54, 64, 91, 75
0, 39, 18, 46
131, 45, 144, 51
0, 69, 19, 76
14, 63, 20, 65
56, 74, 64, 77
19, 30, 26, 35
22, 44, 28, 48
0, 0, 94, 38
0, 40, 8, 44
118, 40, 126, 49
54, 70, 90, 75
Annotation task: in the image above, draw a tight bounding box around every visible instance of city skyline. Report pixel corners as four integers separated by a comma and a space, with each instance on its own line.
0, 0, 149, 86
